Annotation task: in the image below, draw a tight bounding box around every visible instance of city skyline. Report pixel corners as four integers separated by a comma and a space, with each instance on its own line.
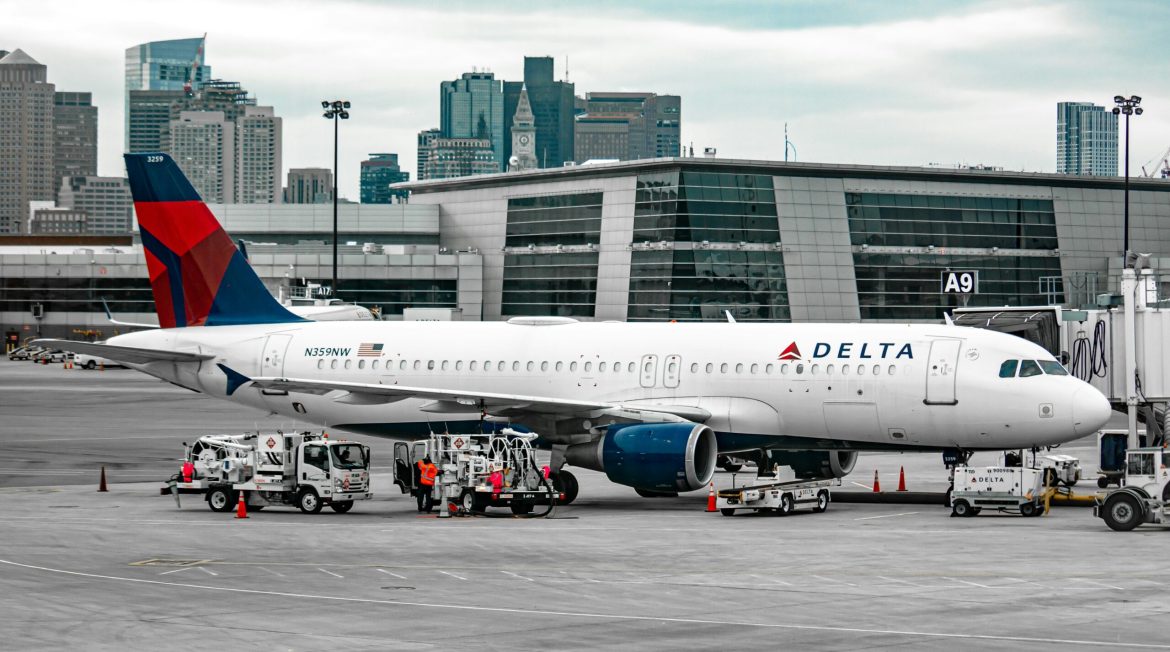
5, 0, 1168, 199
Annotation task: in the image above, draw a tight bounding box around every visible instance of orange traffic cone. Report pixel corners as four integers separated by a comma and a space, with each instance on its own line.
897, 466, 907, 492
98, 465, 108, 492
235, 491, 248, 519
705, 482, 717, 512
872, 470, 881, 493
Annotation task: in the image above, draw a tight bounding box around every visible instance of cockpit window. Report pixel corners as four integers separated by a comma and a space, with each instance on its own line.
1019, 360, 1043, 377
1039, 360, 1068, 376
999, 360, 1018, 378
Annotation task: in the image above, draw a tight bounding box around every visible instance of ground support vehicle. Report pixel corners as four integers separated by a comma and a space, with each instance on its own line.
1095, 447, 1170, 531
950, 465, 1050, 517
170, 432, 371, 514
7, 345, 43, 361
716, 469, 838, 516
392, 429, 558, 517
73, 342, 123, 369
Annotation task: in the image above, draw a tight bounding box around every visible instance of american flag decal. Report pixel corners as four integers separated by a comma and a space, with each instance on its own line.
357, 342, 384, 357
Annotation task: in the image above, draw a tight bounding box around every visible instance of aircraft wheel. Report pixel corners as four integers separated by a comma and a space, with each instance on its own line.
552, 470, 579, 505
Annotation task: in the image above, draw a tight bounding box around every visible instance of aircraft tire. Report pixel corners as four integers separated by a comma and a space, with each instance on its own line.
554, 470, 579, 505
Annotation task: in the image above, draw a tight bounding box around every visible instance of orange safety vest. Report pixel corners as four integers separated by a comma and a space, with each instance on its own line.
418, 461, 438, 486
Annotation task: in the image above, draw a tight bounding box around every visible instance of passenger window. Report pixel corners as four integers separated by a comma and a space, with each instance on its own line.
1019, 360, 1042, 377
602, 362, 610, 373
371, 360, 379, 370
330, 359, 338, 370
872, 364, 880, 376
358, 359, 366, 370
1038, 360, 1068, 376
856, 364, 865, 376
842, 364, 850, 376
345, 359, 353, 370
317, 359, 324, 370
781, 364, 788, 375
720, 363, 728, 373
887, 364, 896, 375
441, 361, 448, 371
750, 363, 759, 374
585, 362, 593, 372
512, 361, 519, 371
413, 360, 420, 371
527, 361, 534, 372
796, 364, 804, 375
765, 364, 774, 374
427, 360, 434, 370
689, 363, 697, 373
706, 363, 713, 373
735, 363, 744, 374
999, 360, 1018, 378
456, 360, 463, 371
810, 364, 819, 376
497, 361, 505, 371
628, 362, 636, 373
826, 364, 835, 375
470, 361, 478, 371
541, 361, 549, 371
556, 362, 564, 372
571, 362, 578, 372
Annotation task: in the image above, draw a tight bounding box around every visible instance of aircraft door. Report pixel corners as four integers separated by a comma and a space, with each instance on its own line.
924, 339, 961, 405
639, 354, 659, 388
260, 334, 293, 376
663, 354, 682, 389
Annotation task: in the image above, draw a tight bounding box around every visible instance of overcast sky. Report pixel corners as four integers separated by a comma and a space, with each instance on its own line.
6, 0, 1169, 199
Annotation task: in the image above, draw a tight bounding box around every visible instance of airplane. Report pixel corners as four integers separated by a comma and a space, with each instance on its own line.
36, 153, 1113, 504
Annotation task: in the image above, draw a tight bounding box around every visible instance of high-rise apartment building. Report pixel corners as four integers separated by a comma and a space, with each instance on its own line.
423, 138, 497, 180
127, 89, 184, 153
124, 36, 211, 150
416, 128, 440, 181
169, 111, 235, 203
1057, 102, 1118, 176
235, 106, 282, 204
503, 57, 574, 169
284, 168, 332, 204
574, 92, 680, 163
57, 176, 134, 234
440, 71, 506, 171
360, 153, 409, 203
52, 92, 98, 200
0, 49, 55, 234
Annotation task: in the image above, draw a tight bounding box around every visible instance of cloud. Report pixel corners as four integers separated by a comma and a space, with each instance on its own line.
5, 0, 1168, 196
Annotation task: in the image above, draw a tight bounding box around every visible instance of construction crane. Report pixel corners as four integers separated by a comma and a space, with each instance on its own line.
182, 33, 207, 97
1140, 145, 1170, 178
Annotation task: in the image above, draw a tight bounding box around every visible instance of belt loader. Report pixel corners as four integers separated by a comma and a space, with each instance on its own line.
172, 432, 372, 514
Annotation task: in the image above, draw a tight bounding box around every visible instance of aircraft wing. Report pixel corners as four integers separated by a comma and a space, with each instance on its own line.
31, 339, 212, 365
247, 375, 711, 423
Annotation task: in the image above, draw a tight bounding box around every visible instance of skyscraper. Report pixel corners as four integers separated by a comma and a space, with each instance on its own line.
124, 36, 211, 150
440, 71, 505, 171
57, 176, 133, 234
360, 153, 409, 203
574, 92, 680, 162
52, 91, 98, 200
0, 49, 55, 234
1057, 102, 1118, 176
127, 89, 184, 153
284, 168, 332, 204
416, 128, 440, 181
509, 56, 574, 168
235, 106, 282, 204
169, 111, 235, 203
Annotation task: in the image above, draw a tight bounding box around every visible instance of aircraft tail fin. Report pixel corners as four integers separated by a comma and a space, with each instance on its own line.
124, 153, 305, 328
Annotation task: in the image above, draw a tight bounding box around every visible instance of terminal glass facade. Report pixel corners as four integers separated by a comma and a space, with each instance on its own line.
502, 252, 598, 317
846, 193, 1062, 320
0, 277, 153, 314
628, 170, 789, 321
339, 279, 457, 317
504, 192, 603, 247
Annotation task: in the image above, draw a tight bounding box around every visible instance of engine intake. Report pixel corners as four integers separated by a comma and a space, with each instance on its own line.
565, 422, 717, 492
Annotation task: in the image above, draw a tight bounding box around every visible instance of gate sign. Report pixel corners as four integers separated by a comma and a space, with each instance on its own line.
941, 271, 978, 294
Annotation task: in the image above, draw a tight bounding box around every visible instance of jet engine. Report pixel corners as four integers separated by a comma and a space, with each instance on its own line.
765, 450, 858, 480
565, 422, 717, 492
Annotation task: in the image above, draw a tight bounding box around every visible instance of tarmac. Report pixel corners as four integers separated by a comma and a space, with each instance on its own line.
3, 359, 1170, 650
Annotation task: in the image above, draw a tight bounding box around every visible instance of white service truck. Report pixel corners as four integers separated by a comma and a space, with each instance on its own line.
1095, 447, 1170, 531
716, 468, 837, 516
950, 465, 1047, 517
174, 432, 372, 514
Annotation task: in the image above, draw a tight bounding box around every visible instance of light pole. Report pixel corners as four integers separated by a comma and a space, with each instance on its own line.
322, 99, 350, 298
1112, 95, 1142, 264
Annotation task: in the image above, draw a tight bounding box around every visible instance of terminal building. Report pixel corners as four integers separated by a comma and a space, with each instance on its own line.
3, 157, 1169, 341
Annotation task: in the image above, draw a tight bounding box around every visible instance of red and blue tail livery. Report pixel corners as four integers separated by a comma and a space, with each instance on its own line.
125, 153, 305, 328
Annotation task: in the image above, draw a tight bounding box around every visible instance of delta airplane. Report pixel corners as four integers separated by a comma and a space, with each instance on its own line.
37, 153, 1113, 503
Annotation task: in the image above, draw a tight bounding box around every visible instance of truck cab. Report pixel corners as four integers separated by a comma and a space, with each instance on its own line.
1096, 447, 1170, 531
294, 439, 372, 513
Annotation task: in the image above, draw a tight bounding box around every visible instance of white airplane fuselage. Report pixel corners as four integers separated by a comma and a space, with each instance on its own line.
109, 320, 1110, 452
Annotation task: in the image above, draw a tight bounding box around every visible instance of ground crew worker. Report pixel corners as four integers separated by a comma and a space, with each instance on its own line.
416, 456, 437, 513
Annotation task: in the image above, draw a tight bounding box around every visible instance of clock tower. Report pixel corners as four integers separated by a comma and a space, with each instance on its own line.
509, 85, 538, 172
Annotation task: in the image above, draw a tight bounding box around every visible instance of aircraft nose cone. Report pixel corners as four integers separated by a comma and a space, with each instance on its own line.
1072, 387, 1112, 436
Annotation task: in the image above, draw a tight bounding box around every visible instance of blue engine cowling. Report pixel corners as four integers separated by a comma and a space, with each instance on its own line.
565, 422, 718, 492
